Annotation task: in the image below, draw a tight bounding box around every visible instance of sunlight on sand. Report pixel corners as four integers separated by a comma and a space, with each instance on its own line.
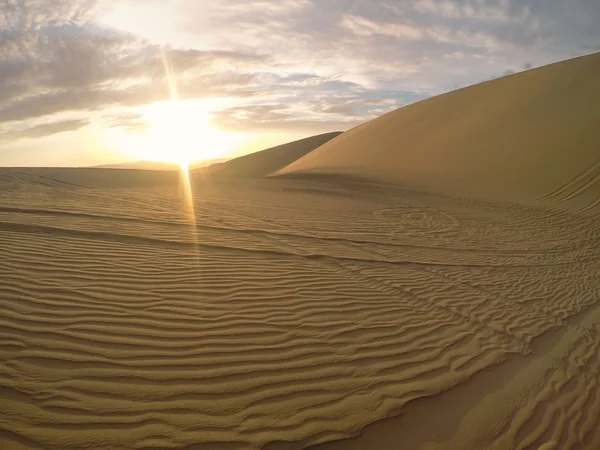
179, 162, 199, 253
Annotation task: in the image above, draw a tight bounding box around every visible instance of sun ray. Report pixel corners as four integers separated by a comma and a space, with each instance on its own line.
160, 47, 199, 254
161, 47, 179, 102
179, 162, 198, 248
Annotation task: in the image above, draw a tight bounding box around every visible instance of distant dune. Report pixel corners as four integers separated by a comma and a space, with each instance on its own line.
93, 159, 229, 171
92, 161, 181, 170
199, 132, 342, 177
277, 52, 600, 215
1, 167, 181, 189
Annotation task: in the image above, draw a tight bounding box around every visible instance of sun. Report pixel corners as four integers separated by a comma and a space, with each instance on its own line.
103, 99, 243, 168
101, 46, 245, 168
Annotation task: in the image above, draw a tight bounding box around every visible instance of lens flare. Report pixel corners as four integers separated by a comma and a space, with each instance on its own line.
161, 47, 179, 102
160, 48, 199, 254
179, 163, 198, 251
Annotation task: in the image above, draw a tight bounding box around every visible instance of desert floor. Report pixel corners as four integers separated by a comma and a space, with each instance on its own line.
1, 167, 599, 449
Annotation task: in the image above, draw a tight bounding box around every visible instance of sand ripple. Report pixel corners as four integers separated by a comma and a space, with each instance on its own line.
1, 169, 599, 449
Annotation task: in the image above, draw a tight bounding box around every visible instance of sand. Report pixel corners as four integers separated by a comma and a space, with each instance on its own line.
201, 132, 342, 178
93, 159, 230, 171
2, 53, 600, 449
1, 166, 599, 450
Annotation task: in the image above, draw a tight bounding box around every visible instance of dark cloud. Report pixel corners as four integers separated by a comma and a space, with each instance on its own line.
0, 84, 161, 123
1, 119, 89, 141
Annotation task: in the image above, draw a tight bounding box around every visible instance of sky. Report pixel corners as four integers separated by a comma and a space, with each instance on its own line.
0, 0, 599, 167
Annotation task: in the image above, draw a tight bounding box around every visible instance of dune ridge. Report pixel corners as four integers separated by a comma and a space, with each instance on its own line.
199, 132, 342, 178
276, 52, 600, 215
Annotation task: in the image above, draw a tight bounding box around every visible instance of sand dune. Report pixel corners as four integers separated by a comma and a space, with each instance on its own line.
91, 161, 182, 170
92, 159, 229, 171
0, 167, 183, 189
200, 132, 342, 178
1, 164, 599, 449
277, 52, 600, 215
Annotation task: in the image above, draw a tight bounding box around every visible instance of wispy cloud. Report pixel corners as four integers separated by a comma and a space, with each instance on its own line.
102, 113, 150, 133
412, 0, 531, 22
0, 0, 598, 163
211, 103, 363, 133
1, 119, 89, 141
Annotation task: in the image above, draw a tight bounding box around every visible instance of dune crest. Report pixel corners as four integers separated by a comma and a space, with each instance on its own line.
199, 132, 342, 178
276, 52, 600, 215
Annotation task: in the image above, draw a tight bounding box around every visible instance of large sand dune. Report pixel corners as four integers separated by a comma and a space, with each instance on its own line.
1, 164, 599, 449
201, 132, 342, 178
277, 53, 600, 215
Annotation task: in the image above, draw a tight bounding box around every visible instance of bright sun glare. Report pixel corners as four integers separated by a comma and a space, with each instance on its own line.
144, 100, 236, 167
106, 99, 242, 168
103, 48, 243, 168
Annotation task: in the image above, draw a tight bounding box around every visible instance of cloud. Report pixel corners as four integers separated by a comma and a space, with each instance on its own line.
342, 14, 424, 40
0, 84, 157, 123
0, 0, 271, 131
341, 13, 519, 52
1, 0, 104, 32
0, 22, 268, 124
1, 0, 599, 150
1, 119, 89, 141
210, 103, 363, 133
174, 0, 598, 90
208, 89, 419, 133
102, 112, 150, 133
412, 0, 531, 22
313, 97, 400, 118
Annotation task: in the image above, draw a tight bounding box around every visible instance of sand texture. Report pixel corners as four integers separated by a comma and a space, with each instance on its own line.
1, 164, 599, 450
277, 52, 600, 214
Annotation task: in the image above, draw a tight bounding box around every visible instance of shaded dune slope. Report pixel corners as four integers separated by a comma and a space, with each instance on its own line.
277, 53, 600, 214
201, 132, 342, 178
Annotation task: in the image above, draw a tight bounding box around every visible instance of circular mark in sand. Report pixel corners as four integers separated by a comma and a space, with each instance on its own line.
372, 207, 459, 235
